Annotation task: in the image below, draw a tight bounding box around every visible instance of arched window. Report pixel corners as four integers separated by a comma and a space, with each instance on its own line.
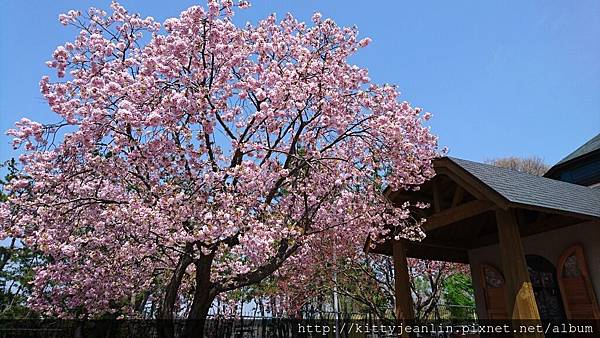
557, 244, 600, 320
480, 263, 507, 319
526, 255, 566, 323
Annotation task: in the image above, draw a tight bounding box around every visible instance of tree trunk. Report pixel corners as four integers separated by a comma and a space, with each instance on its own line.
182, 253, 217, 338
158, 245, 193, 338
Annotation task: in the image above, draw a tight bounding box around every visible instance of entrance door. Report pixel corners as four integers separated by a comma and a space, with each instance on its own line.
526, 255, 567, 323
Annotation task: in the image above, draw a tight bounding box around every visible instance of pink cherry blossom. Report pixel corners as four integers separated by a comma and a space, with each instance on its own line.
1, 1, 438, 331
359, 37, 372, 47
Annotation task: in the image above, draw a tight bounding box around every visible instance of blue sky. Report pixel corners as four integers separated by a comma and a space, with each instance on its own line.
1, 1, 599, 166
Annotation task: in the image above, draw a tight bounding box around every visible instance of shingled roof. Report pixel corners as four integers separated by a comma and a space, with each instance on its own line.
555, 133, 600, 165
444, 157, 600, 219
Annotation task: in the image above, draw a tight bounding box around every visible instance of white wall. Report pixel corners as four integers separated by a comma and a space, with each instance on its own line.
467, 220, 600, 319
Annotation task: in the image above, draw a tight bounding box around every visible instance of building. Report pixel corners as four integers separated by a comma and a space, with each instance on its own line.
368, 133, 600, 337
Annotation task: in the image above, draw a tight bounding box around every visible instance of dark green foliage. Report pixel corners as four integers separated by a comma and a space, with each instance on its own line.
0, 240, 43, 318
442, 273, 475, 318
0, 159, 44, 318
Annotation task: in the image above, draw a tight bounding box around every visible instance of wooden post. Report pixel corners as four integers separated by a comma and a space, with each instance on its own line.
496, 208, 544, 338
392, 239, 414, 337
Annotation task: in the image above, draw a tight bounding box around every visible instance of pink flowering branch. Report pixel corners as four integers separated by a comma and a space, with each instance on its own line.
1, 1, 438, 336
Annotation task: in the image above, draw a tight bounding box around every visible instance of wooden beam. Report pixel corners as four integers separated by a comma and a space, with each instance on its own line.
509, 201, 598, 221
451, 186, 464, 207
433, 167, 488, 201
496, 209, 544, 337
389, 191, 433, 204
423, 200, 495, 232
472, 213, 593, 249
434, 165, 509, 209
392, 240, 415, 338
471, 232, 498, 249
432, 180, 441, 212
520, 214, 580, 237
405, 242, 469, 263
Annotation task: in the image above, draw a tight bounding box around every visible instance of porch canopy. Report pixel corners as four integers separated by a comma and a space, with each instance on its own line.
368, 157, 600, 336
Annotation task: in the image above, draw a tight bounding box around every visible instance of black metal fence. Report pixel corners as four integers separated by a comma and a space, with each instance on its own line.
0, 305, 478, 338
420, 305, 478, 321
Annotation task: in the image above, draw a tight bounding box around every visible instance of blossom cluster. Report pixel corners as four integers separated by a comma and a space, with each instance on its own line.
1, 0, 438, 318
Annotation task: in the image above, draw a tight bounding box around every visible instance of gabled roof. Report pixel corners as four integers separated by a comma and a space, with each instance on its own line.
544, 133, 600, 179
555, 133, 600, 166
440, 157, 600, 219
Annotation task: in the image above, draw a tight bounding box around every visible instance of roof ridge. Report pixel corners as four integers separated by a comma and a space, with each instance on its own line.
555, 132, 600, 165
446, 156, 600, 192
441, 156, 600, 219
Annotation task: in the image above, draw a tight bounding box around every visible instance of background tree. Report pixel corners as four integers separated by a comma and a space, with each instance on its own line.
408, 259, 470, 319
0, 160, 45, 319
273, 244, 470, 322
442, 273, 475, 319
0, 1, 438, 336
485, 156, 549, 176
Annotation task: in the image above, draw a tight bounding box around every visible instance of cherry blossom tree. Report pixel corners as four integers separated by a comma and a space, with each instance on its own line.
408, 258, 470, 319
274, 245, 469, 321
1, 1, 438, 335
